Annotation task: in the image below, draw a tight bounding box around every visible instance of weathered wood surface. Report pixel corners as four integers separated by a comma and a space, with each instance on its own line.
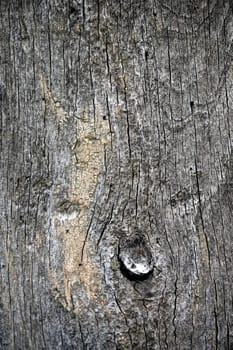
1, 1, 233, 349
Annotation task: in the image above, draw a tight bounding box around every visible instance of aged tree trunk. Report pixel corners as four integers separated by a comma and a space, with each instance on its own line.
1, 0, 233, 349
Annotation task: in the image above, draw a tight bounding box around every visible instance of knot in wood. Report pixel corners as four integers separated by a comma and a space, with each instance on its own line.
118, 235, 153, 279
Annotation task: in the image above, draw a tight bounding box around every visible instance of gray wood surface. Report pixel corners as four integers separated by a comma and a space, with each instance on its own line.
1, 1, 233, 349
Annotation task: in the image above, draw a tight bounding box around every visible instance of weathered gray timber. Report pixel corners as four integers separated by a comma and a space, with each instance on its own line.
1, 0, 233, 349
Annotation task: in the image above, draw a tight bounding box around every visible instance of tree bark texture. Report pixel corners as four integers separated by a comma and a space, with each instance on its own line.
1, 0, 233, 349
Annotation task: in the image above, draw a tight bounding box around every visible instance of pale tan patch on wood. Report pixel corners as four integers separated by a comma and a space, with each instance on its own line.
39, 73, 112, 312
39, 71, 68, 126
62, 114, 111, 310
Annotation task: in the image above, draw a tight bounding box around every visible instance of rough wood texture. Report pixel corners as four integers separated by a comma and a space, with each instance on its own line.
1, 0, 233, 349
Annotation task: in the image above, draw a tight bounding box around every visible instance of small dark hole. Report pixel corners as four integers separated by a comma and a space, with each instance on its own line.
102, 115, 107, 120
69, 6, 77, 15
170, 198, 176, 207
